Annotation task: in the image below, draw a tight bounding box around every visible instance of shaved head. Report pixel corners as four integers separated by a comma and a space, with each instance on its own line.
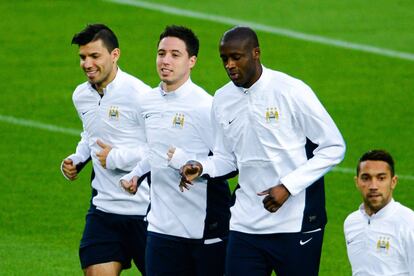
220, 26, 259, 50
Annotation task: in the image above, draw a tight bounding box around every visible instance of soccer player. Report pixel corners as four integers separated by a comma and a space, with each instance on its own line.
120, 25, 232, 276
178, 26, 346, 275
61, 24, 151, 275
344, 150, 414, 275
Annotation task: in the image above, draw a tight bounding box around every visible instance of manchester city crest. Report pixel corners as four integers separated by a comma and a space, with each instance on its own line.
265, 107, 279, 123
376, 236, 390, 253
108, 106, 119, 120
172, 113, 185, 128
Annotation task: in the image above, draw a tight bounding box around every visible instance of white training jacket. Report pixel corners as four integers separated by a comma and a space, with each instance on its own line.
201, 66, 346, 234
122, 79, 230, 239
344, 199, 414, 276
65, 68, 151, 216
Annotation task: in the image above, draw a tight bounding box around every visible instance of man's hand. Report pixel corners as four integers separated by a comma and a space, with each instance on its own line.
257, 184, 290, 213
96, 139, 112, 168
120, 176, 139, 194
62, 158, 78, 180
179, 160, 203, 192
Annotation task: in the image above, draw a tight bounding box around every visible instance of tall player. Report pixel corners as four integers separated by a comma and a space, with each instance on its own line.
178, 26, 346, 275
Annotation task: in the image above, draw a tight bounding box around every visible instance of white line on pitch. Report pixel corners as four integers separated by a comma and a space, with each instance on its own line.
104, 0, 414, 62
1, 114, 413, 181
333, 167, 414, 181
0, 114, 80, 136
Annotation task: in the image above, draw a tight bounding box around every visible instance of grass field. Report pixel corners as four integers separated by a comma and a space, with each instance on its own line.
1, 0, 413, 275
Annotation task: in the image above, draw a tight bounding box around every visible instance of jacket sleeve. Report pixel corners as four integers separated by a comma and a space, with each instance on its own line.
280, 83, 346, 196
119, 158, 151, 182
66, 130, 91, 165
106, 144, 149, 171
106, 90, 149, 172
200, 104, 238, 177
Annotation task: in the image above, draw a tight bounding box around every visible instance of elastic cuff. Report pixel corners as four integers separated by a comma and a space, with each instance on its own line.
105, 151, 116, 170
168, 147, 191, 170
60, 160, 72, 181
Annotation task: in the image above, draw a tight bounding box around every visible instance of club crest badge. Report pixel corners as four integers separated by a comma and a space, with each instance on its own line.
108, 106, 119, 120
376, 236, 390, 253
172, 113, 185, 128
265, 107, 279, 123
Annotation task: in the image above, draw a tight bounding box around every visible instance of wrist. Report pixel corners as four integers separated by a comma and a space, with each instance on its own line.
187, 160, 203, 176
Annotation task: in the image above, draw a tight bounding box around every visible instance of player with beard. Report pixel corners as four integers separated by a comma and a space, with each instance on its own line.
344, 150, 414, 275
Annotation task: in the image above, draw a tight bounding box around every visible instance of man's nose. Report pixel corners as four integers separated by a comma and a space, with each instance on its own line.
368, 179, 379, 189
225, 59, 235, 69
81, 57, 92, 69
162, 53, 173, 64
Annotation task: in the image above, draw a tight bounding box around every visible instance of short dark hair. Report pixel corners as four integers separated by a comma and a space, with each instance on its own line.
357, 149, 395, 176
71, 24, 119, 52
158, 25, 199, 57
221, 26, 259, 49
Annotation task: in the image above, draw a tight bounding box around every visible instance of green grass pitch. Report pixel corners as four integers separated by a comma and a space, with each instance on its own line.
1, 0, 413, 275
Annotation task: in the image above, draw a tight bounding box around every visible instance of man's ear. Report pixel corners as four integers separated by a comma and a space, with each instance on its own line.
189, 55, 197, 69
391, 175, 398, 190
112, 48, 120, 63
253, 47, 260, 59
354, 176, 359, 190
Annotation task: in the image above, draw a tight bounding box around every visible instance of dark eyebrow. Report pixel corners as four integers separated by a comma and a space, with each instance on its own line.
157, 49, 182, 54
360, 172, 388, 177
79, 52, 100, 57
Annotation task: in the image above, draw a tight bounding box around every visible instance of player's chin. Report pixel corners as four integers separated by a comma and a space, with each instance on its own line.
160, 76, 173, 83
230, 77, 245, 87
368, 200, 384, 211
88, 77, 100, 84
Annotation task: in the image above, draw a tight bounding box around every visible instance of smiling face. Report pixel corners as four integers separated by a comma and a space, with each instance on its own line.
355, 160, 398, 216
78, 39, 119, 92
219, 38, 261, 88
156, 36, 196, 92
